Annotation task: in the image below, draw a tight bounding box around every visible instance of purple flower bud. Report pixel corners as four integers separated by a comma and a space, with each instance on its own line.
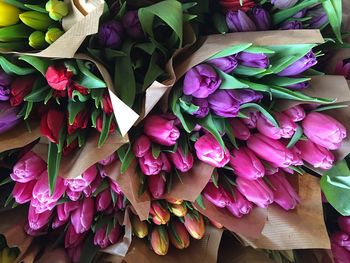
307, 6, 328, 29
236, 52, 269, 68
0, 71, 11, 87
0, 71, 11, 101
208, 90, 240, 117
271, 0, 298, 9
233, 89, 263, 104
98, 20, 124, 48
226, 10, 256, 32
0, 101, 20, 134
293, 9, 307, 18
207, 55, 238, 73
192, 98, 209, 118
277, 51, 317, 76
122, 11, 144, 40
280, 20, 303, 30
286, 80, 309, 90
250, 7, 271, 31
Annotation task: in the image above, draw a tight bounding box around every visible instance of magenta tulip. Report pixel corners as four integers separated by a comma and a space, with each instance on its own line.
139, 151, 163, 176
64, 165, 97, 192
28, 202, 52, 230
144, 115, 180, 146
202, 182, 230, 208
11, 151, 46, 183
94, 224, 121, 248
167, 148, 194, 172
110, 178, 122, 194
283, 105, 305, 122
66, 188, 82, 201
13, 180, 36, 204
226, 189, 253, 218
98, 153, 116, 166
331, 232, 350, 252
148, 174, 166, 199
229, 118, 250, 140
242, 110, 259, 129
65, 224, 85, 248
339, 217, 350, 235
57, 201, 80, 222
96, 189, 112, 212
71, 198, 94, 234
132, 135, 151, 157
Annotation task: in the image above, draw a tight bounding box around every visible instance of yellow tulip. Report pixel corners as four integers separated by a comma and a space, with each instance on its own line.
1, 248, 17, 263
0, 1, 20, 27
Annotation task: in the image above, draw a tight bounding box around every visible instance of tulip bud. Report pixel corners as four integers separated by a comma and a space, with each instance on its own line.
229, 118, 250, 140
184, 213, 205, 240
98, 153, 116, 166
0, 1, 20, 27
71, 198, 95, 234
150, 201, 170, 225
10, 75, 36, 107
208, 90, 240, 118
29, 31, 47, 49
250, 6, 270, 31
271, 0, 298, 9
96, 189, 112, 212
45, 0, 69, 21
139, 151, 163, 176
57, 201, 80, 222
207, 55, 238, 73
167, 148, 194, 173
287, 81, 310, 90
65, 224, 85, 248
131, 215, 148, 238
122, 11, 144, 40
40, 109, 65, 144
45, 65, 72, 91
148, 174, 166, 199
169, 221, 190, 249
210, 219, 223, 229
307, 5, 328, 29
331, 232, 350, 252
277, 51, 317, 77
151, 226, 169, 256
45, 28, 64, 44
242, 110, 259, 129
11, 151, 46, 183
226, 188, 253, 218
338, 217, 350, 235
170, 203, 187, 217
19, 11, 53, 31
144, 115, 180, 146
202, 182, 230, 208
191, 98, 210, 118
280, 20, 303, 30
166, 198, 183, 205
132, 135, 151, 157
13, 181, 36, 204
65, 165, 97, 192
236, 52, 269, 69
226, 10, 256, 32
283, 105, 305, 122
331, 242, 350, 263
256, 112, 297, 139
98, 20, 124, 48
28, 203, 52, 230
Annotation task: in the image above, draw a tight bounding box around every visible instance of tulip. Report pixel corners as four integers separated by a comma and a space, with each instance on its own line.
68, 82, 89, 98
296, 140, 334, 170
247, 133, 294, 168
331, 232, 350, 252
96, 115, 116, 134
208, 90, 240, 117
13, 181, 36, 204
57, 201, 80, 222
132, 135, 151, 157
46, 65, 72, 91
302, 112, 346, 150
242, 110, 259, 129
45, 0, 69, 21
95, 189, 112, 212
183, 64, 221, 99
144, 115, 180, 146
287, 81, 309, 90
169, 221, 190, 249
202, 182, 230, 208
236, 177, 274, 208
151, 226, 169, 256
67, 109, 89, 134
0, 247, 17, 263
283, 105, 305, 122
98, 153, 116, 166
230, 147, 265, 180
256, 112, 282, 139
45, 28, 64, 44
65, 224, 85, 248
94, 224, 121, 248
338, 217, 350, 235
98, 20, 124, 48
331, 242, 350, 263
66, 188, 81, 201
110, 178, 122, 194
277, 51, 317, 76
226, 10, 256, 32
10, 75, 36, 106
280, 21, 303, 30
167, 148, 194, 172
29, 31, 47, 49
271, 0, 298, 9
194, 133, 230, 168
139, 151, 163, 176
191, 98, 210, 118
257, 113, 297, 139
219, 0, 255, 12
131, 215, 148, 238
28, 202, 52, 230
170, 203, 187, 217
290, 145, 303, 166
226, 188, 253, 218
210, 219, 223, 229
250, 6, 270, 31
229, 118, 251, 140
307, 5, 328, 29
11, 151, 46, 183
52, 215, 67, 229
267, 172, 300, 210
122, 11, 144, 40
31, 172, 66, 213
64, 165, 97, 193
232, 89, 263, 104
0, 2, 20, 26
0, 71, 11, 101
166, 198, 183, 205
148, 174, 166, 199
184, 213, 205, 240
150, 201, 170, 225
19, 11, 53, 31
207, 55, 238, 73
71, 198, 95, 234
236, 52, 269, 68
83, 175, 101, 197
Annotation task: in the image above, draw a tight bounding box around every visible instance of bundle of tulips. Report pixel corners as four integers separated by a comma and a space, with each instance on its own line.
330, 216, 350, 263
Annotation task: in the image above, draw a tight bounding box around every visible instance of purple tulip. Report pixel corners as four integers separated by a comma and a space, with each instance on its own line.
277, 51, 317, 76
280, 21, 303, 30
122, 11, 144, 40
271, 0, 298, 9
286, 80, 310, 90
98, 20, 124, 48
232, 89, 263, 104
226, 10, 256, 32
293, 9, 307, 18
207, 55, 238, 73
0, 71, 11, 101
0, 101, 20, 134
250, 7, 271, 31
208, 90, 240, 117
191, 98, 209, 118
307, 6, 328, 29
183, 64, 221, 98
236, 52, 269, 68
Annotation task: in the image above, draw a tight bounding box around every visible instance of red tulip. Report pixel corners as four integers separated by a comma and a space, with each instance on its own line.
40, 109, 65, 143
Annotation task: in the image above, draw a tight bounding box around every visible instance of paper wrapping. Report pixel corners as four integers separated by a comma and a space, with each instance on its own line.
103, 226, 223, 263
33, 132, 128, 179
294, 249, 334, 263
35, 248, 70, 263
0, 120, 40, 153
239, 174, 330, 250
342, 0, 350, 38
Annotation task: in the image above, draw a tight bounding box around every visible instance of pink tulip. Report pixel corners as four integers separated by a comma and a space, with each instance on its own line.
267, 171, 300, 210
331, 243, 350, 263
13, 180, 36, 204
236, 177, 274, 208
331, 232, 350, 252
302, 112, 347, 150
57, 201, 80, 222
339, 217, 350, 235
31, 172, 66, 213
194, 133, 230, 168
256, 113, 281, 139
96, 189, 112, 212
65, 224, 86, 248
144, 115, 180, 146
229, 118, 250, 140
202, 182, 230, 208
247, 133, 294, 168
132, 135, 151, 157
139, 151, 170, 176
283, 105, 305, 122
256, 113, 296, 139
230, 147, 265, 180
226, 188, 253, 218
11, 151, 46, 183
94, 224, 121, 248
28, 202, 52, 230
265, 164, 279, 175
66, 188, 82, 201
296, 140, 334, 170
160, 153, 171, 173
290, 145, 303, 166
83, 175, 102, 197
167, 148, 194, 172
52, 216, 68, 229
71, 198, 94, 234
64, 165, 97, 192
275, 112, 297, 138
110, 178, 122, 194
98, 153, 117, 166
148, 174, 166, 199
242, 110, 259, 129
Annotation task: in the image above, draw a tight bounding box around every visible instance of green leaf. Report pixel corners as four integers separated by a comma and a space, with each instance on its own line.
0, 41, 27, 50
0, 56, 35, 75
3, 0, 29, 9
67, 101, 86, 125
0, 177, 12, 186
195, 194, 206, 209
322, 0, 342, 43
178, 97, 199, 114
313, 104, 348, 112
225, 119, 238, 149
143, 52, 164, 90
212, 13, 228, 34
240, 103, 279, 127
120, 144, 135, 174
47, 142, 62, 195
152, 143, 161, 159
98, 113, 114, 148
208, 43, 252, 60
24, 82, 50, 102
24, 4, 47, 13
24, 101, 33, 120
75, 60, 106, 89
197, 113, 226, 150
262, 76, 310, 87
217, 69, 249, 89
104, 48, 126, 58
134, 42, 156, 55
19, 55, 51, 75
239, 79, 271, 92
244, 46, 275, 54
287, 125, 303, 148
233, 65, 267, 76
